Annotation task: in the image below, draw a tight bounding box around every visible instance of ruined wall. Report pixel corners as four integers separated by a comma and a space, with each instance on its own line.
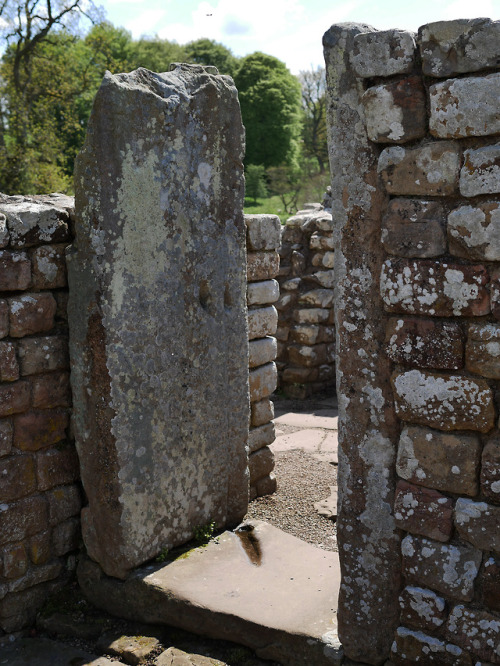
276, 205, 336, 398
325, 17, 500, 666
0, 195, 79, 633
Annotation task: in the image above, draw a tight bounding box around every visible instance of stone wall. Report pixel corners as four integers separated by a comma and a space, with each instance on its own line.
276, 205, 336, 398
0, 194, 79, 633
324, 17, 500, 666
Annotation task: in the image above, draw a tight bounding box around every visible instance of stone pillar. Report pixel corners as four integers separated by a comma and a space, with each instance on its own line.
68, 64, 249, 579
323, 25, 402, 664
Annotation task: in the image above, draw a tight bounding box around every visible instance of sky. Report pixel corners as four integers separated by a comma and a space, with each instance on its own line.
99, 0, 500, 74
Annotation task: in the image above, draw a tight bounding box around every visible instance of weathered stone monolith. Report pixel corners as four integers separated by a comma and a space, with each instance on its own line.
68, 64, 249, 579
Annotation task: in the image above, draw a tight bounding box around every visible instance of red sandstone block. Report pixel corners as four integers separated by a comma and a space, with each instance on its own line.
381, 199, 446, 259
29, 530, 51, 565
36, 444, 79, 491
0, 341, 19, 383
0, 381, 30, 418
8, 560, 62, 594
18, 335, 69, 376
47, 484, 81, 526
0, 418, 13, 457
446, 605, 500, 664
32, 372, 71, 409
8, 293, 57, 338
399, 586, 447, 633
248, 446, 274, 484
13, 409, 69, 451
0, 496, 48, 546
30, 244, 68, 289
0, 455, 36, 502
0, 299, 8, 338
481, 437, 500, 504
455, 497, 500, 554
394, 480, 453, 542
381, 258, 490, 317
490, 270, 500, 321
391, 626, 471, 665
52, 516, 80, 557
1, 543, 28, 579
466, 323, 500, 378
0, 250, 31, 292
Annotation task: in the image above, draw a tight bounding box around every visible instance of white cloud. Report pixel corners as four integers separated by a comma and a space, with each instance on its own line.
442, 0, 496, 19
125, 8, 169, 37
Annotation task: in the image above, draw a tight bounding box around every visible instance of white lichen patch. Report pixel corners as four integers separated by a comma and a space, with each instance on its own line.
443, 268, 479, 315
363, 85, 405, 142
448, 203, 500, 260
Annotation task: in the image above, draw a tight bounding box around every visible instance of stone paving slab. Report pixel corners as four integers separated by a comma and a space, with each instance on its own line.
77, 521, 343, 666
0, 637, 123, 666
271, 429, 338, 464
274, 410, 338, 430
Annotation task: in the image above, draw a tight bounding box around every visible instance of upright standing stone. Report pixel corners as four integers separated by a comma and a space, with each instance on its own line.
68, 64, 249, 579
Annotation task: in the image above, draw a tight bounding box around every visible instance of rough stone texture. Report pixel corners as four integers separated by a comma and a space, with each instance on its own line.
31, 244, 67, 289
248, 336, 277, 368
8, 292, 57, 338
399, 586, 447, 633
247, 306, 278, 340
247, 251, 280, 281
251, 398, 274, 427
324, 23, 401, 665
481, 438, 500, 504
394, 480, 453, 542
481, 557, 500, 612
396, 425, 481, 496
351, 29, 416, 78
455, 498, 500, 554
460, 144, 500, 197
68, 64, 249, 579
0, 251, 31, 292
448, 202, 500, 261
401, 534, 481, 601
392, 369, 494, 433
446, 605, 500, 663
391, 626, 472, 665
18, 335, 69, 376
430, 74, 500, 139
362, 77, 427, 144
491, 270, 500, 322
247, 279, 279, 306
0, 195, 72, 249
381, 259, 490, 317
249, 363, 277, 402
418, 18, 500, 77
385, 318, 464, 370
248, 422, 275, 453
378, 143, 460, 197
466, 323, 500, 379
245, 214, 281, 251
381, 199, 446, 259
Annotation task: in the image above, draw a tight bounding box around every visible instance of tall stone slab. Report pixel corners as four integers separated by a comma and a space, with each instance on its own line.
68, 64, 249, 579
323, 25, 402, 664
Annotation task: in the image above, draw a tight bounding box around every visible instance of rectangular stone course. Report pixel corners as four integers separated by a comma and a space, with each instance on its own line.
460, 144, 500, 197
448, 202, 500, 262
455, 498, 500, 554
0, 341, 20, 382
446, 605, 500, 664
466, 323, 500, 379
35, 444, 79, 491
13, 409, 69, 451
245, 214, 281, 251
394, 480, 453, 542
247, 251, 280, 282
0, 251, 31, 292
399, 586, 447, 633
481, 438, 500, 504
391, 626, 472, 665
351, 29, 416, 78
247, 306, 278, 341
248, 336, 277, 368
8, 293, 57, 338
18, 335, 69, 376
381, 199, 446, 259
30, 244, 68, 289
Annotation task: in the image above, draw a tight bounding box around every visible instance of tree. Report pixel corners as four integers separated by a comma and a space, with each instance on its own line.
184, 38, 239, 77
245, 164, 267, 204
128, 36, 186, 73
299, 66, 328, 173
234, 52, 302, 169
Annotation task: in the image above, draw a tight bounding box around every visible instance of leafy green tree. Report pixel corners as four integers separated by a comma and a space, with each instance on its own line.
299, 66, 328, 173
245, 164, 267, 204
184, 38, 239, 77
128, 36, 186, 72
234, 52, 302, 169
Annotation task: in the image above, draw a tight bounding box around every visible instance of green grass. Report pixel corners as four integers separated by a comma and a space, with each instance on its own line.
244, 195, 289, 224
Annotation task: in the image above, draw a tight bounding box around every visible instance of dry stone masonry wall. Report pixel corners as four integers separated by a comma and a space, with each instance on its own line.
325, 17, 500, 666
0, 194, 79, 634
276, 205, 336, 398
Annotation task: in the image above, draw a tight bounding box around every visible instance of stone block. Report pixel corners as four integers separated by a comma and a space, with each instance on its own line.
394, 480, 453, 542
249, 363, 277, 402
460, 144, 500, 197
0, 496, 48, 546
466, 323, 500, 379
245, 214, 281, 251
455, 498, 500, 554
247, 279, 279, 306
291, 250, 305, 276
0, 455, 36, 501
481, 438, 500, 504
430, 73, 500, 139
378, 142, 460, 196
247, 252, 280, 281
248, 336, 277, 368
0, 380, 30, 417
0, 341, 19, 381
13, 409, 69, 451
1, 197, 71, 248
298, 289, 333, 308
362, 77, 426, 144
281, 277, 301, 291
288, 344, 327, 368
351, 29, 416, 78
311, 252, 325, 267
52, 516, 80, 557
392, 370, 494, 433
491, 270, 500, 322
251, 398, 274, 427
290, 324, 321, 345
248, 306, 278, 341
385, 317, 463, 370
282, 366, 319, 384
30, 244, 67, 289
448, 201, 500, 261
32, 371, 71, 409
418, 18, 500, 77
401, 534, 481, 601
322, 251, 334, 268
281, 226, 302, 243
399, 586, 447, 632
275, 325, 289, 341
29, 530, 51, 565
309, 233, 334, 251
381, 199, 446, 259
312, 270, 334, 288
446, 605, 500, 664
17, 335, 68, 376
0, 419, 13, 457
248, 446, 274, 484
36, 444, 79, 491
275, 294, 296, 313
1, 543, 28, 579
0, 300, 8, 338
396, 425, 480, 496
381, 259, 490, 317
47, 484, 81, 526
481, 557, 500, 612
248, 422, 275, 453
8, 293, 57, 338
0, 213, 8, 248
0, 251, 31, 291
255, 473, 277, 498
391, 626, 471, 666
293, 308, 330, 324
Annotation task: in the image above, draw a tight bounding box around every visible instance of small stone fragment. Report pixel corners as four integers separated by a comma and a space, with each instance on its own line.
98, 634, 160, 666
